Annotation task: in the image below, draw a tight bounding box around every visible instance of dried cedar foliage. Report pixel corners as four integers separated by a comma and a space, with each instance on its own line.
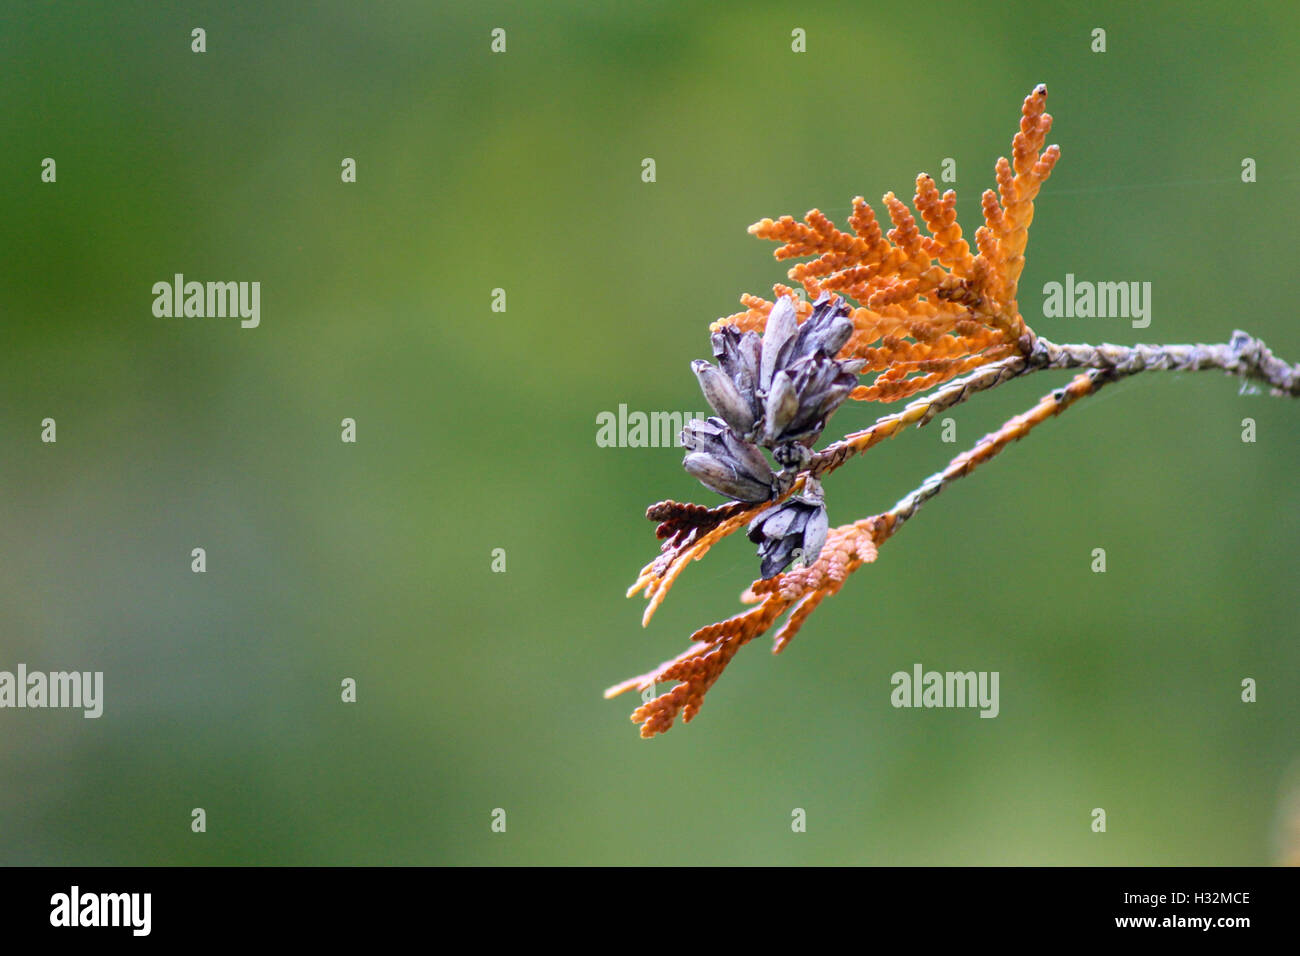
608, 86, 1300, 738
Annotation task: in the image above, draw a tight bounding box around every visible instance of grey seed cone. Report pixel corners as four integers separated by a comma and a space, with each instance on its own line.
747, 478, 829, 578
680, 417, 774, 502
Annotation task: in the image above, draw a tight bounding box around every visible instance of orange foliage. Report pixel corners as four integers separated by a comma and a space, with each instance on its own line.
715, 84, 1059, 403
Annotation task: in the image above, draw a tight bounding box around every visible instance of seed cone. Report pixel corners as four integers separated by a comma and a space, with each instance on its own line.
747, 478, 829, 578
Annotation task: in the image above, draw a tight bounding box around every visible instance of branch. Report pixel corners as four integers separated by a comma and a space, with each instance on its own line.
877, 366, 1114, 539
809, 330, 1299, 485
807, 353, 1030, 480
629, 331, 1299, 628
1037, 331, 1300, 395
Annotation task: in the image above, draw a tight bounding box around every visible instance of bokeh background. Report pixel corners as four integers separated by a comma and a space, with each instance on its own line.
1, 0, 1297, 865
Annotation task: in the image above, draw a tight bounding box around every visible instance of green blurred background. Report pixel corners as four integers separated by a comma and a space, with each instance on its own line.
1, 0, 1297, 865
